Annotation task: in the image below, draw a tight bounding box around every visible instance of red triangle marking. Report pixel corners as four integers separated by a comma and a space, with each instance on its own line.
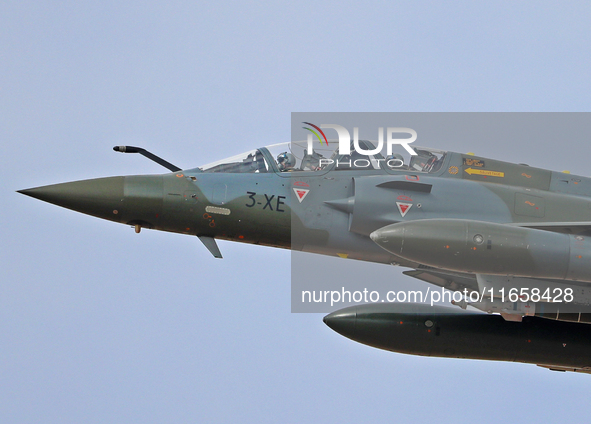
396, 202, 413, 217
293, 188, 310, 203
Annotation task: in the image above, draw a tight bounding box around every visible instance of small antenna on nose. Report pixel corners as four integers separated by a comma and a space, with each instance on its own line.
113, 146, 181, 172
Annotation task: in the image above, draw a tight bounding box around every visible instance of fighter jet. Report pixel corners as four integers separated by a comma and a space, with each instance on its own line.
18, 137, 591, 373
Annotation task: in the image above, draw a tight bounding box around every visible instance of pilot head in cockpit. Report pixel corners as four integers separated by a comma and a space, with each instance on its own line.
277, 152, 296, 171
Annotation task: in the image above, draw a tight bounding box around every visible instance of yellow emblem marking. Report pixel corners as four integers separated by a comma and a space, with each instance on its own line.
448, 166, 459, 175
463, 158, 484, 167
464, 168, 505, 177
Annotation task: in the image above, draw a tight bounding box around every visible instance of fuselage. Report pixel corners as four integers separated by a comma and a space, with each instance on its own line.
19, 143, 591, 269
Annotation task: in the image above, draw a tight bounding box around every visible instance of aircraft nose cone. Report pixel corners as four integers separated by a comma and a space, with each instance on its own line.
370, 224, 405, 255
18, 177, 125, 221
323, 306, 358, 339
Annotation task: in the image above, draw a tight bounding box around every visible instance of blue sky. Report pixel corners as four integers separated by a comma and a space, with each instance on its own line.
3, 1, 591, 423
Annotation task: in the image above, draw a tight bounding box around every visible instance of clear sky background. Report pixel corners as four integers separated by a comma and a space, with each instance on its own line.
2, 1, 591, 423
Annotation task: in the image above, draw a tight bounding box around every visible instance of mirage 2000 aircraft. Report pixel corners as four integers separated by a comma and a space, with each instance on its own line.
18, 132, 591, 374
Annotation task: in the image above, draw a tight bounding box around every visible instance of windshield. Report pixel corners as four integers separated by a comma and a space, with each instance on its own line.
199, 149, 270, 173
195, 142, 447, 174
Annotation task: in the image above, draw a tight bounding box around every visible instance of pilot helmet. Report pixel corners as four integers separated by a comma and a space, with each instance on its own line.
277, 152, 296, 171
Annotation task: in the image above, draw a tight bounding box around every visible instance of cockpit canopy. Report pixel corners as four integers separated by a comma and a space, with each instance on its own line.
195, 141, 447, 174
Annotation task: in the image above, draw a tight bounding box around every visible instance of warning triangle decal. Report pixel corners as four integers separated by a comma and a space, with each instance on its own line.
396, 202, 412, 217
293, 188, 310, 203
